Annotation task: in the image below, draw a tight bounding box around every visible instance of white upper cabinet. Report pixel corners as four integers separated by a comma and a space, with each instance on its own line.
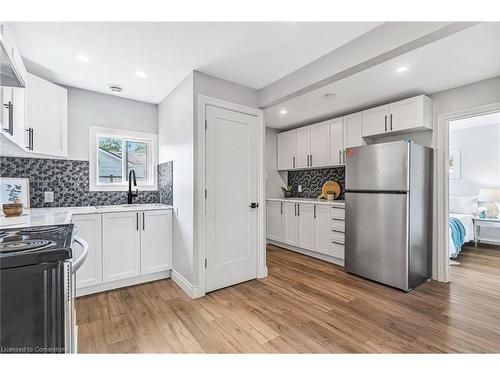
1, 87, 26, 149
343, 112, 364, 149
309, 121, 330, 167
26, 73, 68, 157
361, 95, 432, 138
277, 129, 297, 170
329, 117, 344, 166
296, 126, 311, 168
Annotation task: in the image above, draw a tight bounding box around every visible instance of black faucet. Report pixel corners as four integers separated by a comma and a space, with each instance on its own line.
127, 169, 138, 204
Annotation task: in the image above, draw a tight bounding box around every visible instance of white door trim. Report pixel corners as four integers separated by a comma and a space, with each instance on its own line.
195, 95, 266, 298
435, 101, 500, 283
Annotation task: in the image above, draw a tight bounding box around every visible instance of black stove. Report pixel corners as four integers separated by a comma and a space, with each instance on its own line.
0, 224, 74, 269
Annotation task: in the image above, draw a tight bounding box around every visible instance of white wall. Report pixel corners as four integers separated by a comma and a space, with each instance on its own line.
158, 73, 195, 284
449, 123, 500, 196
0, 85, 158, 160
265, 127, 286, 198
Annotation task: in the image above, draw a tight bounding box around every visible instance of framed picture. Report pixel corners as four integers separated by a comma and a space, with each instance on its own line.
449, 150, 461, 180
0, 178, 30, 208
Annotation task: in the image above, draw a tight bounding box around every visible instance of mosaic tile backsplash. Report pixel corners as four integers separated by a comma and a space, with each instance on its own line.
287, 167, 345, 200
0, 156, 174, 208
158, 161, 173, 206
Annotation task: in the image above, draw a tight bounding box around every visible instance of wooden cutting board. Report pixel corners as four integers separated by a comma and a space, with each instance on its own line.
318, 180, 341, 200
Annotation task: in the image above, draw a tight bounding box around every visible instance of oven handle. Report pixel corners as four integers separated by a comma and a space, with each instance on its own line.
72, 236, 89, 273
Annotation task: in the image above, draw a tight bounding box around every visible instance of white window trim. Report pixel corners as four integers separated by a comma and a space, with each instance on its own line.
89, 126, 158, 192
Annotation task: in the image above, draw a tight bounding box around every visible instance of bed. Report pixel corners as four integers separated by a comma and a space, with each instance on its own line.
449, 196, 477, 258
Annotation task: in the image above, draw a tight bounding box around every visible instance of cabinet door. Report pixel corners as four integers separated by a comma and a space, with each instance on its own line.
344, 112, 364, 149
26, 73, 68, 157
389, 95, 431, 132
282, 202, 298, 246
296, 126, 311, 168
72, 214, 102, 289
314, 205, 332, 255
310, 122, 329, 167
266, 201, 283, 241
102, 211, 141, 282
277, 130, 297, 170
140, 210, 173, 275
361, 105, 390, 137
1, 87, 26, 149
298, 203, 315, 250
329, 118, 344, 165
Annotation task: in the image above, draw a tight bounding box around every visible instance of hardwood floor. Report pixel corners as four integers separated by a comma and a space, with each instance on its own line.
77, 244, 500, 353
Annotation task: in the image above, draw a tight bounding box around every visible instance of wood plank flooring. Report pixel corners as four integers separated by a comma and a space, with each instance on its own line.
76, 243, 500, 353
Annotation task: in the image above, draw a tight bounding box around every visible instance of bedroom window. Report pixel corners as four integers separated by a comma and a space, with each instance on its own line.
89, 126, 158, 191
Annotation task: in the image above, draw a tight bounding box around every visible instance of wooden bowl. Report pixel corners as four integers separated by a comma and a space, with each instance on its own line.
2, 203, 24, 217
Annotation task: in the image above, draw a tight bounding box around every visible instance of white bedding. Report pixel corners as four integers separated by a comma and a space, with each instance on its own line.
449, 213, 474, 257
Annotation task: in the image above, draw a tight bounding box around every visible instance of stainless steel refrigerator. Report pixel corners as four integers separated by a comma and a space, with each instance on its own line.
345, 141, 432, 291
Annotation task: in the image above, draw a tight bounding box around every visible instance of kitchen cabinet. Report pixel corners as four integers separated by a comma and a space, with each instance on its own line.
310, 121, 330, 167
296, 126, 310, 168
277, 129, 297, 170
282, 202, 299, 246
72, 213, 102, 288
0, 23, 28, 88
343, 112, 364, 149
140, 210, 173, 275
102, 211, 141, 282
1, 86, 26, 149
26, 73, 68, 157
266, 200, 283, 242
361, 95, 432, 138
329, 117, 344, 166
314, 205, 332, 256
297, 203, 315, 250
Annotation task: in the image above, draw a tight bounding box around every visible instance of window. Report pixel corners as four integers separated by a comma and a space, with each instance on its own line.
89, 127, 158, 191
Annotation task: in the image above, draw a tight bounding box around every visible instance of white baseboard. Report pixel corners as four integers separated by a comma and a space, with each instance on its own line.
171, 269, 201, 299
259, 265, 268, 278
267, 240, 345, 267
76, 270, 171, 297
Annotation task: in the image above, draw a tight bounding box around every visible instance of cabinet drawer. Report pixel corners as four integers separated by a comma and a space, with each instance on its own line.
331, 219, 345, 232
331, 242, 345, 260
331, 207, 345, 220
331, 231, 345, 244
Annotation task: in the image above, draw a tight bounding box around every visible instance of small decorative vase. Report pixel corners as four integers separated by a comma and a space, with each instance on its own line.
2, 202, 24, 217
284, 191, 292, 198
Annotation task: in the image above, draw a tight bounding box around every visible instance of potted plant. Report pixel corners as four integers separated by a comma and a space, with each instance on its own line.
281, 185, 293, 198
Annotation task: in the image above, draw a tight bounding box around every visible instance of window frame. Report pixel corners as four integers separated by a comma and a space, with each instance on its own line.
89, 126, 158, 192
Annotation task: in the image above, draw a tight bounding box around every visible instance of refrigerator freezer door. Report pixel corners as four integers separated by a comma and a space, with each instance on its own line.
345, 192, 409, 290
345, 141, 410, 191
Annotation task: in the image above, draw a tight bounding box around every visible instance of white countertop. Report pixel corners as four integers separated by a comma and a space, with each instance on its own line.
0, 203, 173, 228
267, 197, 345, 207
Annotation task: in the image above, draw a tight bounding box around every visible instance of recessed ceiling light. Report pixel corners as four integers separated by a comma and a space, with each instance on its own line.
279, 109, 288, 115
323, 93, 336, 101
396, 66, 409, 73
75, 54, 89, 63
135, 71, 147, 78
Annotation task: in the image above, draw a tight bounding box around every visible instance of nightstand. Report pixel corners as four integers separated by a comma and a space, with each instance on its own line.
473, 217, 500, 247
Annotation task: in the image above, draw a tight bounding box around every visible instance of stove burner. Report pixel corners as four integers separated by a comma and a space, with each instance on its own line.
0, 239, 56, 254
17, 226, 61, 235
0, 230, 7, 238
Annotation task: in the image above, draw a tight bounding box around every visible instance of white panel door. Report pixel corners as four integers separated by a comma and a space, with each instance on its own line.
314, 205, 332, 256
361, 105, 390, 137
310, 122, 329, 167
277, 130, 297, 170
296, 126, 311, 168
26, 73, 68, 157
266, 201, 283, 242
140, 210, 173, 275
282, 202, 298, 246
389, 96, 426, 132
344, 112, 364, 149
102, 211, 141, 283
205, 105, 259, 293
297, 203, 315, 251
72, 213, 102, 289
329, 118, 344, 166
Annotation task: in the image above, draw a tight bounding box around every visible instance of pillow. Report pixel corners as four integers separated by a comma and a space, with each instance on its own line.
449, 196, 478, 215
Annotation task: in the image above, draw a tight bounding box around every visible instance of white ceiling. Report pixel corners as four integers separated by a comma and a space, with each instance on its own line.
451, 111, 500, 130
265, 22, 500, 129
7, 22, 381, 104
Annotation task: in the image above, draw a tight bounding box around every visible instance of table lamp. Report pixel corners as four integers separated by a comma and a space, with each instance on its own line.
478, 187, 500, 218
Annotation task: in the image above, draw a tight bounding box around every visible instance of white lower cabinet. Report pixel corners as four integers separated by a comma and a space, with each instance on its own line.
140, 210, 173, 275
283, 202, 299, 246
72, 214, 102, 288
314, 205, 332, 256
72, 208, 173, 296
266, 201, 283, 242
298, 203, 315, 250
102, 211, 141, 282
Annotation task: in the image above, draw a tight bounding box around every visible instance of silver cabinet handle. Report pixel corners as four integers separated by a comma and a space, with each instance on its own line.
390, 114, 393, 131
310, 154, 312, 167
280, 202, 283, 214
297, 204, 300, 216
331, 240, 344, 245
3, 102, 13, 135
314, 205, 316, 218
142, 211, 145, 230
384, 115, 387, 132
338, 150, 341, 164
294, 203, 297, 216
343, 150, 346, 164
292, 156, 295, 169
136, 212, 139, 231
